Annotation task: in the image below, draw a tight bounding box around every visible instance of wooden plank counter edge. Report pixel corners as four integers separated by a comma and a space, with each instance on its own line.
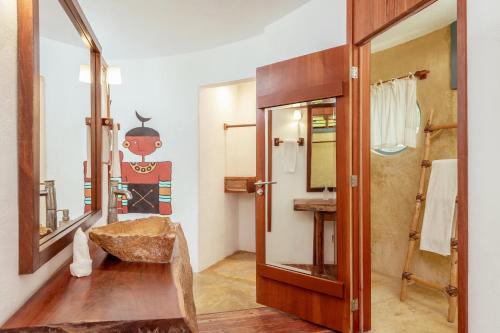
2, 225, 198, 333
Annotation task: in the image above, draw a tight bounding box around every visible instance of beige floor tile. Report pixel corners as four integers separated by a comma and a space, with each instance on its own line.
194, 251, 263, 315
372, 271, 457, 333
194, 253, 457, 333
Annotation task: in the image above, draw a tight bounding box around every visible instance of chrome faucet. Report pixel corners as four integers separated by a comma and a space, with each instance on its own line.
108, 180, 132, 223
40, 181, 70, 231
40, 180, 58, 231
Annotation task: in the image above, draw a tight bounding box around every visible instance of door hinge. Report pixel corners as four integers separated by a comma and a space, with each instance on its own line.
351, 175, 359, 188
351, 298, 359, 312
351, 66, 359, 79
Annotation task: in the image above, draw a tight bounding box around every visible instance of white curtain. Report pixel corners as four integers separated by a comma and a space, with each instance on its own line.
371, 76, 418, 149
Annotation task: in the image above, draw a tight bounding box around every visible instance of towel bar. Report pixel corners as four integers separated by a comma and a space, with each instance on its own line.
273, 137, 304, 147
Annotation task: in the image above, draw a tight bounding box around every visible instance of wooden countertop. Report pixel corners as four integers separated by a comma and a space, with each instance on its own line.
2, 242, 194, 332
293, 199, 337, 213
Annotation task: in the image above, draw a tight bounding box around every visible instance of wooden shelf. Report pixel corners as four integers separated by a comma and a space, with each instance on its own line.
2, 241, 196, 332
224, 177, 256, 193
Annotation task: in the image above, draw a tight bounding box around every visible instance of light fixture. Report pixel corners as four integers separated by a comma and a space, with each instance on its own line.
79, 64, 91, 83
293, 110, 303, 121
107, 66, 122, 85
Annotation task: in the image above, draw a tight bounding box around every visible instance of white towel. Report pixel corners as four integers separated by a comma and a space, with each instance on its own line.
420, 159, 457, 256
111, 122, 121, 178
282, 139, 298, 173
102, 126, 111, 163
85, 125, 92, 178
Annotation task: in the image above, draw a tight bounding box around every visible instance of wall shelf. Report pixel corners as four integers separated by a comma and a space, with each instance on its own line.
224, 177, 256, 193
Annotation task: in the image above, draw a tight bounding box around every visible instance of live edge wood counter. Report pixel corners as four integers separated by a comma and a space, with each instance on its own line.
2, 232, 197, 333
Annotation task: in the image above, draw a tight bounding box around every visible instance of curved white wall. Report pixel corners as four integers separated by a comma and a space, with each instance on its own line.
110, 0, 347, 271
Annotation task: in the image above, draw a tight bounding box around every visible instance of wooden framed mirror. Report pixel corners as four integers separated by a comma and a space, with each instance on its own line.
306, 102, 336, 192
18, 0, 103, 274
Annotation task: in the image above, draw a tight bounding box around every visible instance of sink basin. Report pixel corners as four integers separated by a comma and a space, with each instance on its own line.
89, 216, 177, 263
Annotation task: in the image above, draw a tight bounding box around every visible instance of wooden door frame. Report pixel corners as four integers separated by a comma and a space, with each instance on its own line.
348, 0, 468, 332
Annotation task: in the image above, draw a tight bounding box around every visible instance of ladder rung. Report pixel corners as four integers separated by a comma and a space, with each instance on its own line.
404, 273, 446, 291
424, 123, 458, 133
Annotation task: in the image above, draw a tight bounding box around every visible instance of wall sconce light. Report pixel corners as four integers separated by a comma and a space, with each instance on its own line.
293, 110, 303, 121
79, 65, 122, 85
107, 66, 122, 85
79, 64, 91, 83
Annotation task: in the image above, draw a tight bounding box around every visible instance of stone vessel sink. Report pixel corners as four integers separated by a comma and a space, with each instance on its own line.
89, 216, 177, 263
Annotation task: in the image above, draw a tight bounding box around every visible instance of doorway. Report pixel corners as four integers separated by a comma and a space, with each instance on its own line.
196, 79, 260, 315
352, 0, 468, 332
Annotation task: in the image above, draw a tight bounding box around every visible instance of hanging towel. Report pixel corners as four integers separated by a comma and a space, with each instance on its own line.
282, 139, 298, 173
111, 122, 121, 178
85, 125, 92, 178
102, 126, 111, 163
420, 159, 457, 256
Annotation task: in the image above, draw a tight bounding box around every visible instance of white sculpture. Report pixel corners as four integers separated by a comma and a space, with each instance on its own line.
70, 227, 92, 277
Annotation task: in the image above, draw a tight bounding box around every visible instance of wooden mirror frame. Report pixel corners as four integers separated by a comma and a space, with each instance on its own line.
18, 0, 103, 274
306, 103, 336, 192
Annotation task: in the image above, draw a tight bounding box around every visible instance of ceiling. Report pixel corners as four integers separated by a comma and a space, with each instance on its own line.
69, 0, 311, 60
371, 0, 457, 53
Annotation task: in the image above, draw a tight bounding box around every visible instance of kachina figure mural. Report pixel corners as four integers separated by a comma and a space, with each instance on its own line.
113, 111, 172, 215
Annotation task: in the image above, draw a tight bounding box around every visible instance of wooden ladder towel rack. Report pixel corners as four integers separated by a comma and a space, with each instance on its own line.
400, 109, 458, 323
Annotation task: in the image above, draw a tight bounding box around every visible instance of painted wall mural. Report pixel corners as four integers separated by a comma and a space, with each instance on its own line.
115, 111, 172, 215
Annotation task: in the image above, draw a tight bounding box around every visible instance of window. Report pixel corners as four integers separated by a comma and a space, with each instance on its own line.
372, 103, 421, 156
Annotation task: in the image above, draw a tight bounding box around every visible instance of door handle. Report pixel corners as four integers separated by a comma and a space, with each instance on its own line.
254, 180, 276, 196
254, 180, 277, 187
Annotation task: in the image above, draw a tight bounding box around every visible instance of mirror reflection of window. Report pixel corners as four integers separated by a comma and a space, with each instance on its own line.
39, 0, 91, 245
308, 103, 336, 192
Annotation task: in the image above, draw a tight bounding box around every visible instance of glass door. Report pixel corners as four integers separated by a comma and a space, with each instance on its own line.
255, 45, 351, 333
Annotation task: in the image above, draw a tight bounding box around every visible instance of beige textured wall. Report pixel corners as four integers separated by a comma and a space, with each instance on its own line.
371, 26, 457, 285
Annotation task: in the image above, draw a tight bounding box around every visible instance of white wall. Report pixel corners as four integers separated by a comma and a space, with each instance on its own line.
198, 84, 240, 271
198, 80, 256, 271
110, 0, 346, 272
231, 81, 257, 253
467, 1, 500, 331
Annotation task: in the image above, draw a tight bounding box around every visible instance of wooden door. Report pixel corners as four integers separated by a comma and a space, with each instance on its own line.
255, 46, 352, 332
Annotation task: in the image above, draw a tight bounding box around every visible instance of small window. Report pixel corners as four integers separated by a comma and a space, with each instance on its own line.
372, 104, 421, 156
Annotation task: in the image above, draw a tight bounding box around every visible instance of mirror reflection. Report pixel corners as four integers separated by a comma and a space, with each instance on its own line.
307, 103, 336, 191
265, 98, 338, 281
39, 0, 91, 245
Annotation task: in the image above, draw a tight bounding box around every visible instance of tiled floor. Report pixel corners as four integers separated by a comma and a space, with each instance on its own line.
372, 271, 458, 333
194, 251, 263, 314
194, 252, 457, 333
